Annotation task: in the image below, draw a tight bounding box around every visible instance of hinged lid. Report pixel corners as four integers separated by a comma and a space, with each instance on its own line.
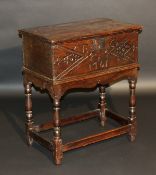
18, 18, 143, 44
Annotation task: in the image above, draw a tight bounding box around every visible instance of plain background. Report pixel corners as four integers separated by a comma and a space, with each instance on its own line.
0, 0, 156, 94
0, 1, 156, 175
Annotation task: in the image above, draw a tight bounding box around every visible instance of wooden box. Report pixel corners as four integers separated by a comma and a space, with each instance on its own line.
18, 18, 143, 165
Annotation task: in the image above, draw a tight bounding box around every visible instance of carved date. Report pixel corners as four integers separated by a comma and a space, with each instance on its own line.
89, 56, 108, 71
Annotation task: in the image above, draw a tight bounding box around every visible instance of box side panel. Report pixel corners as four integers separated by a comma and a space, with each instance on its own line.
53, 31, 139, 82
22, 35, 52, 79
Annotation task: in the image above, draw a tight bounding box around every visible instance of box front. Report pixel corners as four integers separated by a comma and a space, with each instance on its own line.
53, 32, 139, 82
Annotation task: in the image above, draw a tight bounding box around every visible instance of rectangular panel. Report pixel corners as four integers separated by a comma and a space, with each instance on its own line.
23, 36, 53, 78
62, 125, 130, 152
52, 32, 138, 81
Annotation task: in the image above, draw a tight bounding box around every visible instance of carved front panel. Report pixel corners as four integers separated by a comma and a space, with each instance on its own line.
53, 32, 138, 81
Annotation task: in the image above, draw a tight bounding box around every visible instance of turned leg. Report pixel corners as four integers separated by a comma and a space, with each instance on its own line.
25, 82, 33, 146
99, 85, 107, 126
128, 79, 137, 142
52, 97, 63, 165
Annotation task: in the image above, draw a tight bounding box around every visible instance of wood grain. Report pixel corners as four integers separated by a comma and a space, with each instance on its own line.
63, 125, 130, 152
19, 18, 142, 165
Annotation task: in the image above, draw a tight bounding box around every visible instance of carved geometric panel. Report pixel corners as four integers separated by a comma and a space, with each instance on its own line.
53, 32, 137, 81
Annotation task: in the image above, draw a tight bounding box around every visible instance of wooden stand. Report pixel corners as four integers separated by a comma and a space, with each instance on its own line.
19, 18, 142, 165
24, 82, 136, 165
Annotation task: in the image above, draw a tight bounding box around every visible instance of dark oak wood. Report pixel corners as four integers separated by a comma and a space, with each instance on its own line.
52, 97, 63, 165
29, 131, 52, 151
30, 110, 130, 152
18, 18, 142, 165
24, 82, 33, 146
18, 18, 142, 44
62, 125, 130, 152
128, 79, 137, 142
33, 109, 128, 133
99, 86, 107, 126
35, 109, 99, 132
106, 109, 128, 125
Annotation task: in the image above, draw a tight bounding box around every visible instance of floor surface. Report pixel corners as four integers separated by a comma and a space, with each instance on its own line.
0, 91, 156, 175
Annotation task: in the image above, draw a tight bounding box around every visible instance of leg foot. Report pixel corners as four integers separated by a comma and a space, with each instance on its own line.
128, 118, 137, 142
26, 132, 33, 146
100, 120, 105, 127
53, 136, 63, 165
